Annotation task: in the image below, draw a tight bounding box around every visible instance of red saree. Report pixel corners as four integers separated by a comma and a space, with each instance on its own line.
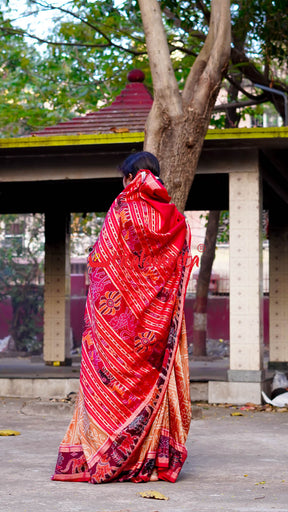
52, 170, 192, 483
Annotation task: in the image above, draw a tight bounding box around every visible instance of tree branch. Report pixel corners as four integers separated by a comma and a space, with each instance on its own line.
29, 0, 141, 53
138, 0, 182, 117
0, 26, 105, 47
182, 0, 231, 113
169, 43, 198, 57
162, 6, 206, 40
195, 0, 210, 24
0, 25, 145, 55
226, 73, 263, 100
30, 0, 147, 46
29, 0, 114, 38
4, 0, 145, 56
213, 96, 267, 112
231, 47, 288, 118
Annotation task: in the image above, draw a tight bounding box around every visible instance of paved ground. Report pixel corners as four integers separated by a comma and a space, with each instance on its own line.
1, 397, 288, 512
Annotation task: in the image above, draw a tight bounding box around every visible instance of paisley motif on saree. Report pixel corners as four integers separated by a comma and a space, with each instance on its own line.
52, 170, 192, 483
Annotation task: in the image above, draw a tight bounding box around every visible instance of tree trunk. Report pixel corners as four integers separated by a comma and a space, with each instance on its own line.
146, 108, 211, 212
138, 0, 230, 355
193, 210, 220, 356
138, 0, 231, 212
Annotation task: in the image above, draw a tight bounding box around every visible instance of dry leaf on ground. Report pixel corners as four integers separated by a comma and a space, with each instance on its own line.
0, 430, 20, 436
139, 490, 169, 500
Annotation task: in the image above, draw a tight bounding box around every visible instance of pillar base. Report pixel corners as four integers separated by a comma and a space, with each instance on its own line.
268, 361, 288, 372
208, 378, 271, 405
227, 369, 265, 383
45, 358, 72, 367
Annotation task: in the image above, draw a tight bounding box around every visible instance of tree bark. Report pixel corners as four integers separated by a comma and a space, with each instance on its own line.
138, 0, 231, 212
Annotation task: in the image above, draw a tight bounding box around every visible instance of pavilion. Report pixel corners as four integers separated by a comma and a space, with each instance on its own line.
0, 70, 288, 404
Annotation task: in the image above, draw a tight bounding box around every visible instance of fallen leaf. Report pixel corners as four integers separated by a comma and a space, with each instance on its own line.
0, 430, 20, 436
230, 412, 243, 416
139, 490, 169, 500
240, 405, 256, 411
196, 402, 209, 409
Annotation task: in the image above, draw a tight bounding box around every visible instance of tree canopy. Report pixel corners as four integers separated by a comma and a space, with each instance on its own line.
0, 0, 287, 137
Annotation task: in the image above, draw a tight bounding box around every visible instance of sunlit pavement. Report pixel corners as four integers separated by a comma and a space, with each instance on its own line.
1, 397, 287, 512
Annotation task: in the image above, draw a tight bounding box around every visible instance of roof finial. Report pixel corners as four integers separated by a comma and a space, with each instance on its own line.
127, 69, 145, 83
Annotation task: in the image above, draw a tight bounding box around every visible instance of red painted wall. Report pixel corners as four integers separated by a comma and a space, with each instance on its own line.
184, 296, 269, 345
0, 277, 270, 347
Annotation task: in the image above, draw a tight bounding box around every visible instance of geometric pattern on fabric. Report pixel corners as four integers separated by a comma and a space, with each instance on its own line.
52, 169, 192, 483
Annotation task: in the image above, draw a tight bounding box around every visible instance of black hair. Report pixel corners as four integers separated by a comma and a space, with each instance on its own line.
119, 151, 161, 180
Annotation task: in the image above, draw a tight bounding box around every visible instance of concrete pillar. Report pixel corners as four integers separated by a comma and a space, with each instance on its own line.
269, 224, 288, 371
43, 211, 71, 364
209, 155, 265, 404
228, 170, 263, 375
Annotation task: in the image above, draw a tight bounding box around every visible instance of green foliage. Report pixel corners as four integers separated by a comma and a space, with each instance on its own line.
209, 113, 226, 129
0, 0, 204, 136
0, 1, 146, 135
200, 211, 229, 244
0, 214, 44, 352
0, 211, 106, 351
0, 0, 287, 136
217, 211, 229, 243
201, 209, 269, 246
234, 0, 288, 66
10, 285, 43, 353
71, 212, 106, 256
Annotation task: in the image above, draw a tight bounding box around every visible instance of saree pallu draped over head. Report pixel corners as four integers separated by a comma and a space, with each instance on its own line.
52, 170, 193, 484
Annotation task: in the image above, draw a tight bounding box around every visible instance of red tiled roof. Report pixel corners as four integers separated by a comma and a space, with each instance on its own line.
33, 70, 153, 136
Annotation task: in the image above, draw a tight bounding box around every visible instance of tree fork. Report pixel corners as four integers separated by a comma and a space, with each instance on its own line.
156, 112, 209, 212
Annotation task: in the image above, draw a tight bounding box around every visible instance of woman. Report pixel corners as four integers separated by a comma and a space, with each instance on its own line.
52, 151, 192, 484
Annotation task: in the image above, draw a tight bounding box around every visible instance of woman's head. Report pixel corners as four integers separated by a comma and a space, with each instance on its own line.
119, 151, 161, 188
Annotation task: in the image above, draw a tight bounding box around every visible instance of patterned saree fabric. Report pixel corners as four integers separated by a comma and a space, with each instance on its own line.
52, 170, 193, 483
